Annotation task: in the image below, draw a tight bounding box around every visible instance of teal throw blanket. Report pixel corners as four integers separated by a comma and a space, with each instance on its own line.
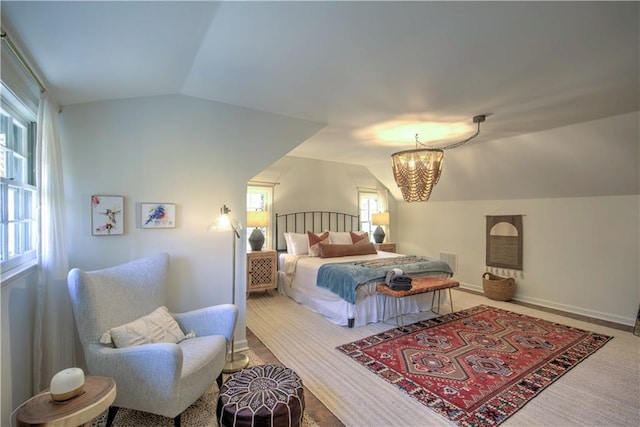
316, 256, 453, 304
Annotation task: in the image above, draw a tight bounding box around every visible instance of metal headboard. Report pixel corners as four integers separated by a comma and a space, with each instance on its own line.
275, 211, 360, 252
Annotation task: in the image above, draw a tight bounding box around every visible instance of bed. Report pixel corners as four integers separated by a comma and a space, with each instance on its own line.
275, 211, 454, 327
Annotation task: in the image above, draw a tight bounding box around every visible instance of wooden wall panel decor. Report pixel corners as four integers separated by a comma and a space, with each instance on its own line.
486, 215, 523, 270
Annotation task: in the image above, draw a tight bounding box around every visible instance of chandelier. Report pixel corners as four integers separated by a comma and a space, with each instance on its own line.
391, 115, 486, 202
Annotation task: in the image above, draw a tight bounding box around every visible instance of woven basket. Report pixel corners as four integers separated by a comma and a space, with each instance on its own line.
482, 272, 515, 301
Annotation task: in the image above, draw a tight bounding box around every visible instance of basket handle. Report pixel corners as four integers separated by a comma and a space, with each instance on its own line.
483, 272, 491, 279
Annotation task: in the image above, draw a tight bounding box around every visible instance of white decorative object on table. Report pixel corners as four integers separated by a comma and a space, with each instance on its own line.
50, 367, 85, 402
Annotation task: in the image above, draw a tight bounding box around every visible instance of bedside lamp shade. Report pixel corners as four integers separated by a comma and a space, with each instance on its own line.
247, 211, 269, 251
371, 212, 389, 244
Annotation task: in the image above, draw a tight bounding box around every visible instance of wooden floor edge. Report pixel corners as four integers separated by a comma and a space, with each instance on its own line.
454, 288, 634, 333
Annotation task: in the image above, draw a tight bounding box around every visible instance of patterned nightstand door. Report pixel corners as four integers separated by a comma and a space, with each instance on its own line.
247, 250, 277, 294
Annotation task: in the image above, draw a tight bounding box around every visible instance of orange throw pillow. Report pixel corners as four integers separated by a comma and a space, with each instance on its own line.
308, 231, 330, 257
350, 231, 370, 245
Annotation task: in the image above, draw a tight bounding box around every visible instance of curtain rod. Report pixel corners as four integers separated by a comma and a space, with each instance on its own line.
248, 180, 279, 187
1, 28, 46, 93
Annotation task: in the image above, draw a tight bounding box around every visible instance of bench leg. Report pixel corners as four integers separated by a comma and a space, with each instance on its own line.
448, 288, 454, 313
431, 290, 442, 315
396, 297, 404, 327
431, 291, 436, 314
382, 294, 387, 322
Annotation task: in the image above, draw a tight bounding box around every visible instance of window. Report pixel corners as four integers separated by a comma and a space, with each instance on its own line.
247, 185, 273, 249
1, 83, 38, 274
358, 190, 379, 238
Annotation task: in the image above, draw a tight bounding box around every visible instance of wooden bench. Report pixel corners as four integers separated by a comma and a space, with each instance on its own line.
376, 277, 460, 327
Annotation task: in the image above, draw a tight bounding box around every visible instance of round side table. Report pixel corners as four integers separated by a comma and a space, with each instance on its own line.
17, 376, 116, 427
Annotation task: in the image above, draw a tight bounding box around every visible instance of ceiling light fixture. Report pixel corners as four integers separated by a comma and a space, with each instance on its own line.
391, 115, 486, 202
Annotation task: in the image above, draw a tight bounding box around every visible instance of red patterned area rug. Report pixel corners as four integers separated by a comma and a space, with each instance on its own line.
336, 305, 612, 426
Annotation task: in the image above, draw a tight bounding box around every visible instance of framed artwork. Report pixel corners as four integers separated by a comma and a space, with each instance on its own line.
91, 195, 124, 236
140, 203, 176, 229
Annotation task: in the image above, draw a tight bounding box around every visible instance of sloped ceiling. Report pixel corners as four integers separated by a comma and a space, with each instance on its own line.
2, 1, 638, 201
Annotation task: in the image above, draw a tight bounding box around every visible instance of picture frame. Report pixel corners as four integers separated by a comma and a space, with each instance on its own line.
91, 195, 124, 236
140, 203, 176, 229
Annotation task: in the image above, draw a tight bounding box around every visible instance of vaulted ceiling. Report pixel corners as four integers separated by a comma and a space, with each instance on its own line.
2, 1, 638, 201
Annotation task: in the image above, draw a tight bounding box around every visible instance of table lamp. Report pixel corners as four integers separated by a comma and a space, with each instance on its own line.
371, 212, 389, 244
247, 210, 269, 251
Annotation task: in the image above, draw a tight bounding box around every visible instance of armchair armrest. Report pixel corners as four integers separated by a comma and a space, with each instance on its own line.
88, 342, 183, 400
172, 304, 238, 342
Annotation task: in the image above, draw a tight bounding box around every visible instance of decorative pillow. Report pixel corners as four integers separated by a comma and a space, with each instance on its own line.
284, 232, 309, 255
328, 231, 352, 245
350, 231, 370, 245
100, 306, 188, 348
308, 231, 330, 256
319, 242, 378, 258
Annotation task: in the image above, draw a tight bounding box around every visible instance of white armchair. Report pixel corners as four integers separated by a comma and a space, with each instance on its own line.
67, 253, 237, 427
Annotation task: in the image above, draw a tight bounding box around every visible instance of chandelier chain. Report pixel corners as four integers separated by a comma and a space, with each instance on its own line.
414, 114, 485, 151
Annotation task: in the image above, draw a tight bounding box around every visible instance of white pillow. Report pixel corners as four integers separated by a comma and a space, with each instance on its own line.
328, 231, 352, 245
284, 232, 309, 255
100, 306, 188, 348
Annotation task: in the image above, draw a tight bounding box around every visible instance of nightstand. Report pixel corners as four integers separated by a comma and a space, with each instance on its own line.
375, 243, 396, 253
246, 250, 277, 294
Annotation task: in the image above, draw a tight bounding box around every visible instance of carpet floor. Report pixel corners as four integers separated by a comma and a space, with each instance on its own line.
337, 304, 612, 426
246, 289, 640, 426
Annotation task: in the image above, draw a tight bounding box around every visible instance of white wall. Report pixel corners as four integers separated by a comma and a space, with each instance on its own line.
253, 156, 395, 244
58, 94, 323, 344
1, 269, 38, 426
256, 156, 386, 213
397, 196, 639, 325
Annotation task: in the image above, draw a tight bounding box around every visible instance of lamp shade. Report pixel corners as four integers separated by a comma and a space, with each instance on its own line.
391, 148, 444, 202
207, 205, 242, 237
246, 211, 269, 227
371, 212, 390, 226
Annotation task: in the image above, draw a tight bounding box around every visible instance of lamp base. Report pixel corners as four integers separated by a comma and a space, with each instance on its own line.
373, 226, 385, 244
248, 228, 265, 251
223, 353, 249, 373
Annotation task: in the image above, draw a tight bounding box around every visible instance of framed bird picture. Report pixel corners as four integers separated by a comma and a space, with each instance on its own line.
140, 203, 176, 229
91, 195, 124, 235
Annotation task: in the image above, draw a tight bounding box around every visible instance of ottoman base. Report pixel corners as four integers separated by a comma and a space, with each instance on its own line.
217, 364, 305, 427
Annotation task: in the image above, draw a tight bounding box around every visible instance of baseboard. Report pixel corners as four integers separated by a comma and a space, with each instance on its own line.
234, 338, 249, 353
458, 282, 635, 329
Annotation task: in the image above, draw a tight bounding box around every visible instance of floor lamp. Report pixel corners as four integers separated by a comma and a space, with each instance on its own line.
209, 204, 249, 373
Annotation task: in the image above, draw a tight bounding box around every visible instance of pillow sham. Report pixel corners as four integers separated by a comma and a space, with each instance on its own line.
350, 231, 370, 245
328, 231, 352, 245
308, 231, 330, 257
100, 306, 187, 348
319, 242, 378, 258
284, 232, 309, 255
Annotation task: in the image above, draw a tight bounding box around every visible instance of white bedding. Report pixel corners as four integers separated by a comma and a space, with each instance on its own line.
278, 251, 450, 327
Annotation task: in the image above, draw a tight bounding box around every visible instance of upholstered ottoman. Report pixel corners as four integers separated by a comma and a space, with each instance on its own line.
216, 364, 305, 427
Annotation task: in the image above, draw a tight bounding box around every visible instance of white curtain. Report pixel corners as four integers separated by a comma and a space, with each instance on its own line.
33, 93, 74, 392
